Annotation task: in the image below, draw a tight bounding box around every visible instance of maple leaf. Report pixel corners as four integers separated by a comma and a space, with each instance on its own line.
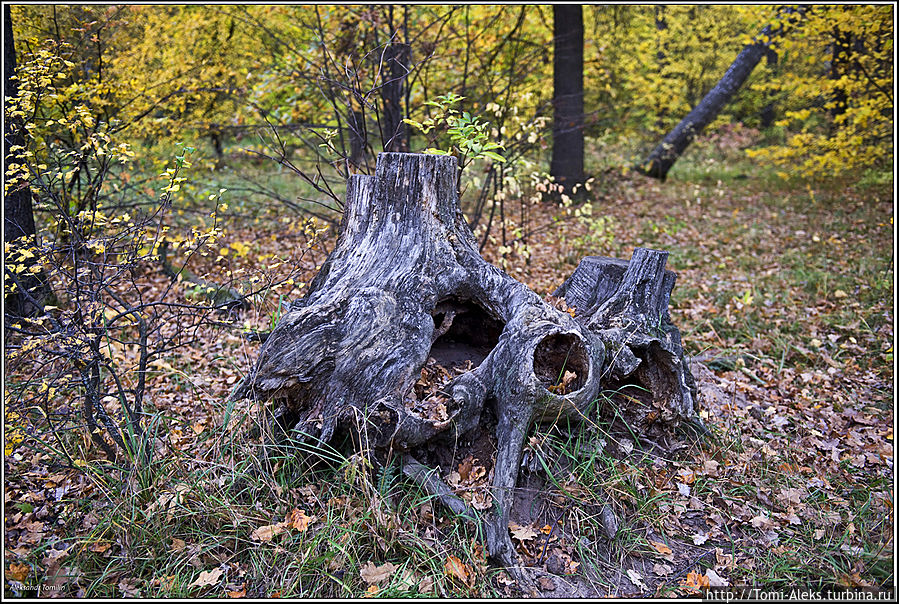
359, 561, 397, 585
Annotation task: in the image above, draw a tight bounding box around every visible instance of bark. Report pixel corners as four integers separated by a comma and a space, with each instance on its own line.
636, 7, 804, 181
237, 152, 700, 575
4, 5, 49, 319
380, 43, 410, 152
550, 5, 585, 191
347, 109, 367, 170
760, 47, 778, 129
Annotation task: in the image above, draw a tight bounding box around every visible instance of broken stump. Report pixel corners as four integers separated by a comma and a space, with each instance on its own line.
236, 152, 701, 577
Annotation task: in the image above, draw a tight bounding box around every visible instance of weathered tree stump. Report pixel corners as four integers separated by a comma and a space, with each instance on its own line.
236, 152, 701, 578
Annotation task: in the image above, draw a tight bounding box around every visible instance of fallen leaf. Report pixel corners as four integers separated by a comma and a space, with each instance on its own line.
418, 575, 435, 593
681, 570, 710, 592
227, 587, 247, 598
653, 563, 673, 576
750, 514, 776, 530
649, 540, 673, 556
89, 541, 112, 554
692, 533, 709, 545
363, 585, 380, 597
705, 568, 729, 587
444, 555, 470, 586
190, 567, 223, 589
538, 576, 557, 591
626, 568, 647, 590
8, 562, 29, 582
360, 561, 397, 585
509, 522, 539, 541
171, 538, 186, 551
251, 523, 286, 542
286, 508, 315, 532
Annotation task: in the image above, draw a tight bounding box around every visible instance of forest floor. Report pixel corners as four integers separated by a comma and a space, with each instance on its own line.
4, 135, 894, 598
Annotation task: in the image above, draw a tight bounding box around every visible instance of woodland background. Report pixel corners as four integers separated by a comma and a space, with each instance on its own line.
3, 4, 894, 598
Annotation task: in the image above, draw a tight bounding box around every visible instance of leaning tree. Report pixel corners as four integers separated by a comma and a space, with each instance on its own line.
235, 152, 702, 580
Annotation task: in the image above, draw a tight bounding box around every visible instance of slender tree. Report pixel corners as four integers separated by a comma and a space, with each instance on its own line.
636, 7, 805, 181
4, 5, 49, 319
550, 4, 584, 192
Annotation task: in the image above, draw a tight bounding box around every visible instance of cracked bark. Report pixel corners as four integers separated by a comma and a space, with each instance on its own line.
237, 152, 701, 576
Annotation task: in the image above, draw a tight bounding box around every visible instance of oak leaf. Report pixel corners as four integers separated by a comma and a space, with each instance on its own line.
190, 567, 223, 589
359, 561, 397, 585
626, 568, 647, 590
286, 508, 315, 531
8, 562, 29, 582
509, 522, 539, 541
251, 523, 286, 542
444, 555, 470, 585
649, 540, 673, 556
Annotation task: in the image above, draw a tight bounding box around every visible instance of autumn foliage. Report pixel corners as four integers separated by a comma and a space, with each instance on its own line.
3, 4, 893, 599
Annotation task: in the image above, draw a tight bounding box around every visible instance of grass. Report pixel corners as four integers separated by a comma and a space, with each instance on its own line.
5, 131, 893, 597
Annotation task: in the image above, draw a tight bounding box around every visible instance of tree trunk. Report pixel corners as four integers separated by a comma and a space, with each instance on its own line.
348, 109, 367, 170
760, 46, 778, 129
237, 152, 701, 579
380, 43, 410, 152
636, 7, 804, 181
550, 5, 585, 192
4, 5, 49, 320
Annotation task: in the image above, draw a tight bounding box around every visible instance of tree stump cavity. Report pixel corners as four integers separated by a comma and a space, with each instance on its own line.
235, 152, 702, 580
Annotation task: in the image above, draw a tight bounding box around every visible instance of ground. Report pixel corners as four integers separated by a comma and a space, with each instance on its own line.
4, 130, 894, 598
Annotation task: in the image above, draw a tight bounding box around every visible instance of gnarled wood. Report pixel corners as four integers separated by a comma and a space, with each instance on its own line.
237, 152, 700, 574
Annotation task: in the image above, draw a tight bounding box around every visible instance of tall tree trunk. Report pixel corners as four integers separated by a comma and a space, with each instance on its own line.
348, 109, 367, 170
829, 26, 853, 122
236, 152, 702, 581
380, 43, 410, 152
653, 5, 669, 130
636, 7, 804, 181
4, 5, 49, 320
550, 5, 584, 192
760, 46, 778, 128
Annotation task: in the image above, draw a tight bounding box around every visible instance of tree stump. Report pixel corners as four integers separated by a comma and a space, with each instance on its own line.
236, 152, 701, 577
